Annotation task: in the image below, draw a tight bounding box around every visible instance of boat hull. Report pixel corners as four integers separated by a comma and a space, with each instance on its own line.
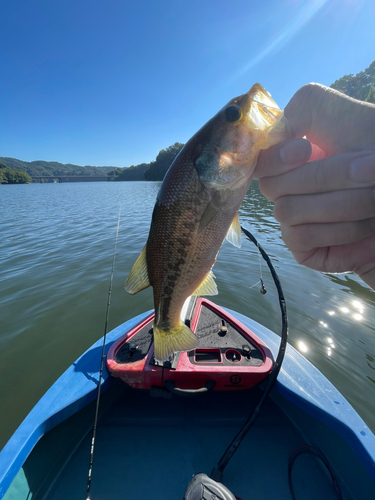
1, 306, 375, 499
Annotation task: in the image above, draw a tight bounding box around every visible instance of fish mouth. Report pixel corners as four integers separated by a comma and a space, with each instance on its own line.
245, 83, 283, 130
195, 82, 289, 190
246, 83, 279, 108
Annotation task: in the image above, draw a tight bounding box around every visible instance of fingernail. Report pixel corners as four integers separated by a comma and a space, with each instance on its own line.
280, 138, 312, 165
350, 154, 375, 182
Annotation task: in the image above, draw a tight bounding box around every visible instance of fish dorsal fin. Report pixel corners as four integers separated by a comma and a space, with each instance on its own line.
125, 245, 151, 294
198, 191, 222, 234
192, 270, 218, 296
226, 212, 241, 248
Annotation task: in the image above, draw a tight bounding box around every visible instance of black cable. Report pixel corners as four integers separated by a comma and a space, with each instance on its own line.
288, 446, 343, 500
210, 225, 288, 482
85, 209, 121, 500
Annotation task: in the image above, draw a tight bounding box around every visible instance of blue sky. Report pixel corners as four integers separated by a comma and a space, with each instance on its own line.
1, 0, 374, 167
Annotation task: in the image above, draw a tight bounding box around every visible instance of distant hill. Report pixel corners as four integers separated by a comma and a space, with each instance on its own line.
144, 143, 184, 181
0, 157, 116, 177
114, 163, 150, 181
0, 142, 184, 183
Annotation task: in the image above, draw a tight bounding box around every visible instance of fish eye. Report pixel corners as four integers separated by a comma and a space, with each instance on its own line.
223, 105, 242, 123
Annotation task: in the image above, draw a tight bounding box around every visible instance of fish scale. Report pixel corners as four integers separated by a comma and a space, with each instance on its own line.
149, 167, 238, 327
125, 83, 289, 362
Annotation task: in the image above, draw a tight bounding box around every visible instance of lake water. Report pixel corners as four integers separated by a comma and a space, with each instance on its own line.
1, 181, 375, 450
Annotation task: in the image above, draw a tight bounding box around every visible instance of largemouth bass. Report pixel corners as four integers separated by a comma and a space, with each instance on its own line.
125, 84, 288, 362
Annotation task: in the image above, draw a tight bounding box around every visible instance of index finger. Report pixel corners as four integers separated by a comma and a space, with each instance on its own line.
285, 83, 375, 155
254, 137, 312, 179
259, 151, 375, 202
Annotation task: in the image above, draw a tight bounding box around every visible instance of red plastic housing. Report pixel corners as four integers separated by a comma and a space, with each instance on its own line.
106, 299, 273, 392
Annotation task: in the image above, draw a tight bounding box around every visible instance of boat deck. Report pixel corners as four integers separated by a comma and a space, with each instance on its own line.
7, 380, 342, 500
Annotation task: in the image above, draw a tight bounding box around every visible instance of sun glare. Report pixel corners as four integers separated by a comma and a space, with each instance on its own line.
297, 340, 308, 353
233, 0, 329, 80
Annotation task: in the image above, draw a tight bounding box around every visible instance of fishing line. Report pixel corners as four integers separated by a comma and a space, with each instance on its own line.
250, 184, 266, 294
211, 224, 288, 482
248, 279, 261, 289
85, 208, 121, 500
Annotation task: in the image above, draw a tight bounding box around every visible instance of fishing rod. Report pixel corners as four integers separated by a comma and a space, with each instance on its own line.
85, 208, 121, 500
210, 224, 288, 482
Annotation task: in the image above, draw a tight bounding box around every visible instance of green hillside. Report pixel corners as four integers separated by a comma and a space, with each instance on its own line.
330, 59, 375, 103
144, 143, 184, 181
0, 157, 115, 177
114, 163, 150, 181
0, 162, 31, 184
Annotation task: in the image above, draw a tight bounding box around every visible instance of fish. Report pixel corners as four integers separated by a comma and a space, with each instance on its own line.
125, 84, 288, 363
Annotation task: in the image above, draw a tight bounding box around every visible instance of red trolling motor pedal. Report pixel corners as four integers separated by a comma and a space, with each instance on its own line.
106, 299, 273, 394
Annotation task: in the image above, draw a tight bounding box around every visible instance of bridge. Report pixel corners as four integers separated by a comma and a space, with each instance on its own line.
31, 175, 112, 183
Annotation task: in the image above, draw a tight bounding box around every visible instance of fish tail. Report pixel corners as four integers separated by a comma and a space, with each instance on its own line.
153, 321, 198, 363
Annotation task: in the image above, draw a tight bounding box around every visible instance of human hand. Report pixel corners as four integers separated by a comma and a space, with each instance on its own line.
254, 83, 375, 289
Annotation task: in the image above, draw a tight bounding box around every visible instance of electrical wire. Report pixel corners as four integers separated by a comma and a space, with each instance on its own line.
210, 225, 288, 482
288, 445, 343, 500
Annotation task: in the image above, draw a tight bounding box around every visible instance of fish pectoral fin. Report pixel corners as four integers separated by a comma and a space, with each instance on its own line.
191, 270, 218, 296
124, 244, 150, 294
197, 191, 223, 234
225, 212, 242, 248
153, 321, 198, 363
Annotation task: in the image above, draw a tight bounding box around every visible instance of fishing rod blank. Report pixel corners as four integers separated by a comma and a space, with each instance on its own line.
85, 209, 121, 500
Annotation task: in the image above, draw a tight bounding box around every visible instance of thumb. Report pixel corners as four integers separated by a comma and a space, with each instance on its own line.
285, 83, 375, 155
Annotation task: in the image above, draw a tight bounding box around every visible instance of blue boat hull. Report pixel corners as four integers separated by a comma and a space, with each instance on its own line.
1, 308, 375, 499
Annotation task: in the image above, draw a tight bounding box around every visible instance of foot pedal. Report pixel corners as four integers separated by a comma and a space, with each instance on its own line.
183, 473, 236, 500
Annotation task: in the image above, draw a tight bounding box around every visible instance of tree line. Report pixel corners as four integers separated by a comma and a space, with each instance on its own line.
0, 157, 113, 178
109, 142, 184, 182
330, 59, 375, 103
0, 163, 31, 184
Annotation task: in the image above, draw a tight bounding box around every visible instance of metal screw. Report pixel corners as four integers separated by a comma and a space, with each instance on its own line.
129, 342, 138, 352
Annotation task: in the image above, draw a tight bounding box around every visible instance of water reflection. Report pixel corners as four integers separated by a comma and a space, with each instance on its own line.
353, 313, 363, 322
237, 183, 375, 431
297, 341, 308, 353
325, 273, 375, 305
325, 301, 366, 322
327, 338, 336, 348
353, 300, 365, 313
